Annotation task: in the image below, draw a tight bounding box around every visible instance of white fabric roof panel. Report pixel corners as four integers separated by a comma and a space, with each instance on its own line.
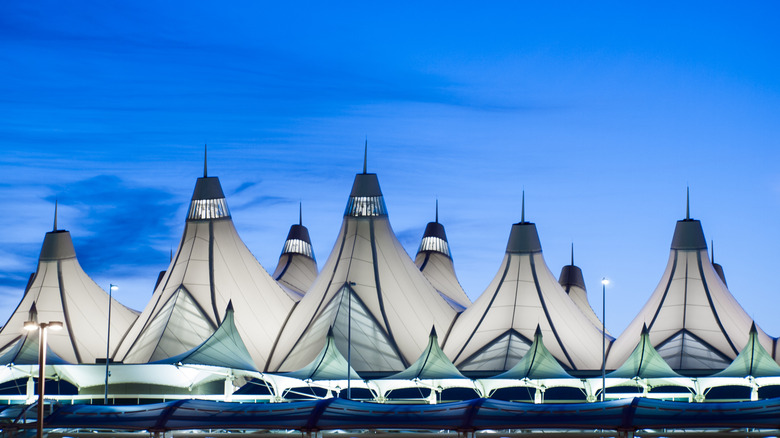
443, 221, 610, 372
116, 175, 295, 369
415, 221, 471, 312
268, 172, 456, 374
606, 218, 774, 372
558, 263, 609, 336
0, 229, 137, 364
272, 223, 318, 300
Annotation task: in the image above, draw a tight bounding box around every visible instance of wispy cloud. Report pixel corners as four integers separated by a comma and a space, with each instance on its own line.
45, 175, 179, 276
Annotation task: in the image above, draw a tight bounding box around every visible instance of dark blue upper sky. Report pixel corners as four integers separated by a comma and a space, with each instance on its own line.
2, 1, 780, 336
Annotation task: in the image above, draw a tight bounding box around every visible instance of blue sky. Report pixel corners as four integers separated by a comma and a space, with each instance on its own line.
2, 2, 780, 337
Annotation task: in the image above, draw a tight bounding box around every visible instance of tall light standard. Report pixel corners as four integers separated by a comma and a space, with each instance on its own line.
601, 277, 609, 402
347, 281, 356, 400
24, 319, 63, 438
105, 284, 118, 405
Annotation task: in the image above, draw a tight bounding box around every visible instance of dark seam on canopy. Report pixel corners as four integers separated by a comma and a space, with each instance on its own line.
120, 228, 188, 358
270, 220, 350, 370
57, 261, 81, 363
530, 256, 575, 370
697, 251, 738, 355
453, 255, 512, 362
369, 219, 407, 368
275, 254, 293, 280
208, 221, 220, 326
648, 251, 678, 330
418, 252, 431, 271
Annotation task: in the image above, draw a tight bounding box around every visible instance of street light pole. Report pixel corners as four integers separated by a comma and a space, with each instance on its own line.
105, 284, 117, 405
24, 319, 63, 438
601, 277, 609, 402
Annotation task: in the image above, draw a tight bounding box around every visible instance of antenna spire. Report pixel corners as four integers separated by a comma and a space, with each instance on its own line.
363, 139, 367, 174
711, 240, 715, 264
521, 190, 525, 223
686, 186, 690, 220
435, 198, 439, 223
170, 248, 173, 262
571, 242, 574, 266
53, 199, 58, 231
299, 201, 302, 226
204, 144, 208, 177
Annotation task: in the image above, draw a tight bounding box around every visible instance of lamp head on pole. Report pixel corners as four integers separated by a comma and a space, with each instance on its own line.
23, 321, 38, 331
601, 278, 610, 286
47, 321, 63, 331
110, 284, 118, 292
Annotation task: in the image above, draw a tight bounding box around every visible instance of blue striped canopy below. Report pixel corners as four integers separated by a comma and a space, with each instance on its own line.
7, 397, 778, 432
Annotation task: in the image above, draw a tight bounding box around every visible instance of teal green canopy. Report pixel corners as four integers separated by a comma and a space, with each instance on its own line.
385, 327, 465, 380
712, 323, 780, 378
156, 302, 257, 371
607, 324, 680, 379
281, 327, 362, 381
490, 326, 571, 380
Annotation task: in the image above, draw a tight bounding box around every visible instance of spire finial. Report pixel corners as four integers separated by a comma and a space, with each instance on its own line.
686, 186, 690, 220
711, 239, 714, 264
53, 199, 58, 231
170, 248, 173, 262
204, 144, 208, 177
521, 190, 525, 223
299, 201, 303, 226
363, 139, 367, 174
435, 198, 439, 223
571, 242, 574, 266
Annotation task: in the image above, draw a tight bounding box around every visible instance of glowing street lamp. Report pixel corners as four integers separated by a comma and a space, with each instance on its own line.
105, 284, 118, 405
24, 319, 63, 438
601, 277, 609, 402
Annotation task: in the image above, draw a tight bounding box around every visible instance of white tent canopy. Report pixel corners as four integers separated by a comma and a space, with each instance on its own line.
443, 202, 611, 373
606, 202, 774, 372
0, 215, 137, 364
267, 161, 456, 374
558, 245, 609, 335
414, 203, 471, 312
115, 161, 295, 369
272, 205, 318, 301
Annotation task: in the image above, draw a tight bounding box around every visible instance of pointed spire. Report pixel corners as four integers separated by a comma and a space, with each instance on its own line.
686, 186, 690, 220
170, 248, 173, 262
534, 324, 542, 338
641, 323, 649, 336
203, 144, 208, 177
711, 240, 715, 263
570, 242, 574, 266
435, 199, 439, 223
53, 200, 58, 231
521, 190, 525, 223
749, 321, 757, 334
225, 299, 234, 313
429, 325, 437, 338
299, 201, 302, 226
362, 139, 367, 174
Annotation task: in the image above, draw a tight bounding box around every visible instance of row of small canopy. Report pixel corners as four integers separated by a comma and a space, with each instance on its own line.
2, 302, 779, 403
